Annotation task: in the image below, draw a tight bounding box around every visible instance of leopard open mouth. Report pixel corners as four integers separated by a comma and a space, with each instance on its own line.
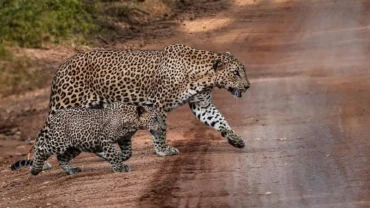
228, 87, 242, 98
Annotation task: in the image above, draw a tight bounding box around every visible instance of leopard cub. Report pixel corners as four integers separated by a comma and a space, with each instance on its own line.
10, 103, 165, 175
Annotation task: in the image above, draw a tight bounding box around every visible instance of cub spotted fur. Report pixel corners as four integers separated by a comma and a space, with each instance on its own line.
11, 103, 165, 175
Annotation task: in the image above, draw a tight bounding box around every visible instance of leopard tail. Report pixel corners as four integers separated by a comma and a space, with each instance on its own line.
10, 160, 33, 171
10, 143, 35, 171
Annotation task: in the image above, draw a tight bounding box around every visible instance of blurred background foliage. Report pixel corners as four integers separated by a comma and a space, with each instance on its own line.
0, 0, 98, 97
0, 0, 96, 48
0, 0, 184, 97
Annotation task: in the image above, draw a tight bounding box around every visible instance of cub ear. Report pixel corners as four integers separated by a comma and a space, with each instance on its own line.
213, 59, 222, 70
226, 51, 232, 56
137, 106, 147, 117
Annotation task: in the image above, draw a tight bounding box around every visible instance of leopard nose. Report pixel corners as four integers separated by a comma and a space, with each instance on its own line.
244, 85, 250, 90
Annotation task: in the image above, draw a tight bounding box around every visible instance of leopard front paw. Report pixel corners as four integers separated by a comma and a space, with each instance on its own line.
222, 130, 246, 148
155, 146, 180, 157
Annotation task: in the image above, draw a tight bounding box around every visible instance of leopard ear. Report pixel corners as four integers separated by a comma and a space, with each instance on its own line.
226, 51, 232, 56
213, 59, 222, 70
137, 106, 147, 117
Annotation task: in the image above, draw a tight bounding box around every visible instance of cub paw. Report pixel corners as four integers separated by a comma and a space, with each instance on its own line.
42, 162, 53, 171
156, 146, 180, 157
222, 131, 246, 148
123, 164, 131, 172
30, 168, 42, 176
67, 167, 82, 175
112, 164, 131, 172
95, 152, 107, 159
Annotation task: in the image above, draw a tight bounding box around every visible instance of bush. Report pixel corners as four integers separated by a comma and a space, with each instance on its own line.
0, 0, 97, 48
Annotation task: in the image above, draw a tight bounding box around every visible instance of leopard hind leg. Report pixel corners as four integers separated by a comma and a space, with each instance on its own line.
57, 147, 82, 175
30, 149, 51, 176
101, 141, 131, 172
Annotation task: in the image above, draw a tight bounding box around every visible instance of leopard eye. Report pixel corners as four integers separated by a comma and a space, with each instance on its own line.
233, 70, 240, 77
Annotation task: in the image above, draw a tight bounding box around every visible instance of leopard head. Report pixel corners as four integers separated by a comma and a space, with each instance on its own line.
213, 52, 250, 98
137, 106, 166, 134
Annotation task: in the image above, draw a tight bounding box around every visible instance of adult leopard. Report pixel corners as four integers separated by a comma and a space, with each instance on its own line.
48, 44, 251, 156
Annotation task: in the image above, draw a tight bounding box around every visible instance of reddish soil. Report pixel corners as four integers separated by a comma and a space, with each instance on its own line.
1, 0, 370, 207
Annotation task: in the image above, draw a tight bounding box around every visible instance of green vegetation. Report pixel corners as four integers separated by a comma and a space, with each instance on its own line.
0, 0, 179, 97
0, 0, 98, 97
0, 0, 96, 48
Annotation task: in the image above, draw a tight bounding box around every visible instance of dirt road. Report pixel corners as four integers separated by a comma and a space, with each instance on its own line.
1, 0, 370, 207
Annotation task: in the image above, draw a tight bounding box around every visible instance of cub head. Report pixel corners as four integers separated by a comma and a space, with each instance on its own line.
213, 52, 250, 98
136, 106, 166, 134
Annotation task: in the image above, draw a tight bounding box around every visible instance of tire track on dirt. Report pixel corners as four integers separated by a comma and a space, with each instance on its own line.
137, 121, 214, 208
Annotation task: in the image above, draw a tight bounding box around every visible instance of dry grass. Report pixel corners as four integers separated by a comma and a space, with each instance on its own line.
0, 57, 51, 98
93, 0, 179, 43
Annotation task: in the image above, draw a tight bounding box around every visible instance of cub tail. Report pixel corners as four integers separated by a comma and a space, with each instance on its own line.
11, 144, 35, 171
10, 160, 33, 171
